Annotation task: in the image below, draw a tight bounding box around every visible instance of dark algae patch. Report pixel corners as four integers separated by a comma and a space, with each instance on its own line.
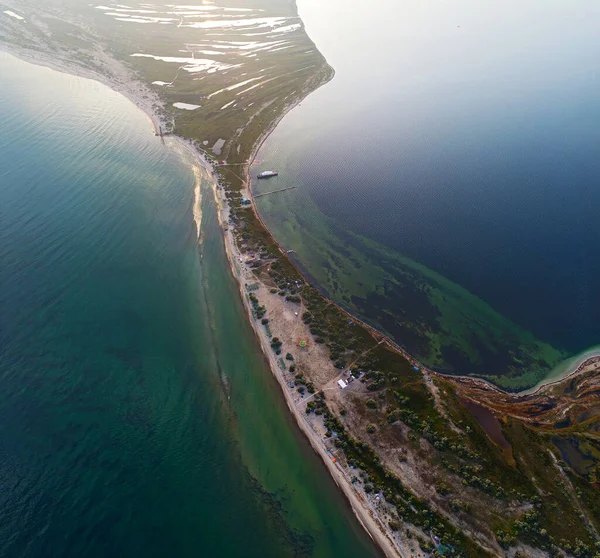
251, 180, 566, 391
246, 472, 316, 558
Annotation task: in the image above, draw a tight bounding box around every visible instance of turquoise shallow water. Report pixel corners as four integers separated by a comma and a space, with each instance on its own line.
0, 52, 379, 557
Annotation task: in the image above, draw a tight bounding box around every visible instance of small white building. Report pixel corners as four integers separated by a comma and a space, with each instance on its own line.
337, 379, 348, 389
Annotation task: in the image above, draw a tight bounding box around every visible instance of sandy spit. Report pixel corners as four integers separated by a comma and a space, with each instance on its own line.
0, 44, 165, 137
7, 44, 600, 558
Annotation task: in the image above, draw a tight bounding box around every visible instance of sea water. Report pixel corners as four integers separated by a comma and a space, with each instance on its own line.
0, 52, 379, 557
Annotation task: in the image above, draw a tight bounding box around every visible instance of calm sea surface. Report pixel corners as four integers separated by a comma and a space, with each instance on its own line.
253, 0, 600, 388
0, 52, 379, 557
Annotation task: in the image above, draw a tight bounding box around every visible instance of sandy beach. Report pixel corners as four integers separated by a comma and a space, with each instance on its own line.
0, 44, 166, 138
211, 185, 405, 558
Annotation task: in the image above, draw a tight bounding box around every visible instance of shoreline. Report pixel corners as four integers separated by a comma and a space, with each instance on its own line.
216, 199, 400, 558
515, 348, 600, 396
5, 45, 599, 558
442, 348, 600, 399
2, 46, 399, 556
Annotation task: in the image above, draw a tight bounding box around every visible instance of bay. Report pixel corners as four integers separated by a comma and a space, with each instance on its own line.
252, 0, 600, 389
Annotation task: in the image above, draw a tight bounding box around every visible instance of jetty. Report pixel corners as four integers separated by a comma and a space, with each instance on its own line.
154, 125, 172, 145
254, 186, 297, 198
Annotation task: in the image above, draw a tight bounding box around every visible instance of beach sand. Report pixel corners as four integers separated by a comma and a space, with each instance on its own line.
214, 188, 406, 558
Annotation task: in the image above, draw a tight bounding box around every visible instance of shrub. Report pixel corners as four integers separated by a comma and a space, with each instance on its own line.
435, 482, 452, 496
450, 500, 471, 513
270, 337, 282, 352
386, 409, 401, 424
366, 424, 376, 434
365, 399, 377, 409
495, 529, 516, 548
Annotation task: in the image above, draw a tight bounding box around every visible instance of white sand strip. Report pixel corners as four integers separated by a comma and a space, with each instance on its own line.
4, 10, 25, 21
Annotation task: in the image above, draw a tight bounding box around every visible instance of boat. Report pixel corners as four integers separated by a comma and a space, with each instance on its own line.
257, 170, 278, 179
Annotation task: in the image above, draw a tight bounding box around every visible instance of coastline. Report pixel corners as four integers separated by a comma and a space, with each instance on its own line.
516, 347, 600, 396
5, 45, 599, 558
0, 46, 398, 556
157, 75, 402, 556
216, 205, 401, 558
441, 348, 600, 400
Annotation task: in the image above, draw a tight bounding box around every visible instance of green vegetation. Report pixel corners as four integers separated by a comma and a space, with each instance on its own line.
302, 317, 600, 555
311, 394, 491, 556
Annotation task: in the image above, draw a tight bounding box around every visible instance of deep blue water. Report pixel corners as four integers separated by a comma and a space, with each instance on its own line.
253, 0, 600, 379
0, 52, 378, 557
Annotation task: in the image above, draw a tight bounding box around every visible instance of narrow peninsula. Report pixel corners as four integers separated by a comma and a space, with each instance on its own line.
2, 1, 599, 556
